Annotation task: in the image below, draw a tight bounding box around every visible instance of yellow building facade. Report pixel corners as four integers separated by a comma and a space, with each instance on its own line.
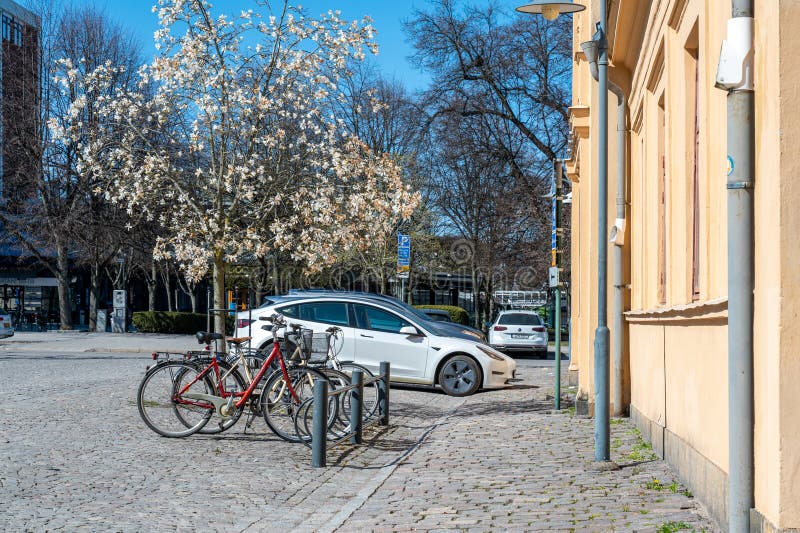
567, 1, 800, 530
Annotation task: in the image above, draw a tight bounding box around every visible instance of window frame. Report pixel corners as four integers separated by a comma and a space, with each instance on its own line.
352, 303, 415, 335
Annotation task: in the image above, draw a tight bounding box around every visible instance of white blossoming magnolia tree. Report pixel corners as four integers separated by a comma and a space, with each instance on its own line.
52, 0, 419, 336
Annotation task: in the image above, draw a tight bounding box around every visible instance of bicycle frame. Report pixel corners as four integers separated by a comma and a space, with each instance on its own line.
175, 338, 299, 411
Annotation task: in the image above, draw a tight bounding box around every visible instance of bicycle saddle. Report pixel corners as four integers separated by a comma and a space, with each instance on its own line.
196, 331, 223, 344
226, 336, 251, 346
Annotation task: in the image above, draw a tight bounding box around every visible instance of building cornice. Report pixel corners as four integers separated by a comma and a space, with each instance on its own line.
625, 298, 728, 325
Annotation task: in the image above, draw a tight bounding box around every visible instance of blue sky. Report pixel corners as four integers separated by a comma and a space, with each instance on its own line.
74, 0, 432, 91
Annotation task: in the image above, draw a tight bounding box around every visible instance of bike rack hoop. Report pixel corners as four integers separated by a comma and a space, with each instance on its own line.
309, 361, 391, 468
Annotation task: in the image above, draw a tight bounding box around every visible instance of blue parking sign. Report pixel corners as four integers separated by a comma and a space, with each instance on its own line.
397, 234, 410, 271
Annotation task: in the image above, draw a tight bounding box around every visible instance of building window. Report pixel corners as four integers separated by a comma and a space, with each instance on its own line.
658, 93, 667, 306
2, 15, 23, 46
686, 25, 700, 300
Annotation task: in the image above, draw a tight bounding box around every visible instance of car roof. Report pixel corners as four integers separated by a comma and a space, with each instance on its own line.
254, 292, 486, 342
262, 293, 420, 316
423, 309, 450, 315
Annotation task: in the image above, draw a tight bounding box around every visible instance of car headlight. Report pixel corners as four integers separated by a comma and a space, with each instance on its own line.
477, 344, 506, 361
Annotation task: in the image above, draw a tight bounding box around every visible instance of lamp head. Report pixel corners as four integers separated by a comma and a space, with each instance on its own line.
515, 1, 586, 20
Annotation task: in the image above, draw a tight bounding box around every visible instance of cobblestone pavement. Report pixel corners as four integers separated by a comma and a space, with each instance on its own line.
1, 345, 717, 532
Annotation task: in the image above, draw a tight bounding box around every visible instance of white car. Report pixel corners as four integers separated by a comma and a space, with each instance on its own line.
0, 310, 14, 339
488, 310, 548, 357
235, 295, 516, 397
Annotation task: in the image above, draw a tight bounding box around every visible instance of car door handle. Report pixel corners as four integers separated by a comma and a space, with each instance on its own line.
360, 333, 374, 338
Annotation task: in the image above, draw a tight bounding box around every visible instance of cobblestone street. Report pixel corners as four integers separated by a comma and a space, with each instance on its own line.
1, 334, 717, 532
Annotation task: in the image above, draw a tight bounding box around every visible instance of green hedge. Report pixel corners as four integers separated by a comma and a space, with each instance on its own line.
414, 305, 470, 325
132, 312, 234, 335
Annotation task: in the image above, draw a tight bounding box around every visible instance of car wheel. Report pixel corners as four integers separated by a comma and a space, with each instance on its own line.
438, 355, 482, 397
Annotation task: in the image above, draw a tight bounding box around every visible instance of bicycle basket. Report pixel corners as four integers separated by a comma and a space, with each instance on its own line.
306, 332, 332, 363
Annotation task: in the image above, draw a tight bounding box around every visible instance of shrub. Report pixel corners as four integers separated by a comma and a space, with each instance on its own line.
132, 311, 234, 334
414, 305, 470, 325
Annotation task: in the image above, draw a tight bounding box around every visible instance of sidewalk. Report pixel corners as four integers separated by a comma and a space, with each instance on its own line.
0, 334, 718, 532
0, 330, 199, 354
329, 376, 717, 532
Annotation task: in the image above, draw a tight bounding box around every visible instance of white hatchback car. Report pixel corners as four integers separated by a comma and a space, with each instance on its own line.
488, 311, 548, 357
235, 295, 516, 397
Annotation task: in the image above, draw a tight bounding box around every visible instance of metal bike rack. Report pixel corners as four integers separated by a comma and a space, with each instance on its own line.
305, 361, 391, 468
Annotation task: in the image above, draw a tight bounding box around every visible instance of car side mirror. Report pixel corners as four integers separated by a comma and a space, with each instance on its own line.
400, 326, 422, 336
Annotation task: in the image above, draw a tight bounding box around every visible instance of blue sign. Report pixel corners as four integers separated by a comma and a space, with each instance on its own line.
551, 200, 557, 251
397, 234, 410, 270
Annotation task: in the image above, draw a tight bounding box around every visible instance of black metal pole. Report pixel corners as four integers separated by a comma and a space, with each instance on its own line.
311, 380, 328, 468
350, 369, 364, 445
378, 361, 390, 426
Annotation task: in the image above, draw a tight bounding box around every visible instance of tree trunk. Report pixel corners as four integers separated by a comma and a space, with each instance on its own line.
56, 244, 73, 330
213, 252, 226, 345
190, 290, 197, 313
471, 266, 480, 329
88, 262, 101, 331
164, 274, 174, 312
146, 262, 157, 311
487, 278, 495, 330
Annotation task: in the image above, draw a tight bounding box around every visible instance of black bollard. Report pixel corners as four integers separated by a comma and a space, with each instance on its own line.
311, 380, 328, 468
350, 370, 363, 445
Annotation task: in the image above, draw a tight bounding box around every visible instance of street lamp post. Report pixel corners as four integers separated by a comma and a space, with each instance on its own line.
592, 3, 611, 463
517, 0, 613, 463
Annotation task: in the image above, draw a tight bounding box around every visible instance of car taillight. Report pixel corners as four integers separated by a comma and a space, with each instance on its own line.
237, 319, 254, 329
533, 326, 546, 332
493, 326, 507, 331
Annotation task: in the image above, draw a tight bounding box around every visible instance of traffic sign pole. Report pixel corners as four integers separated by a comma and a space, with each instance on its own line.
397, 234, 411, 301
553, 161, 563, 410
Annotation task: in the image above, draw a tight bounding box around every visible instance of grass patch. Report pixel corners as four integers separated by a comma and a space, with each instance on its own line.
626, 428, 659, 462
610, 418, 625, 425
645, 478, 665, 491
656, 521, 690, 533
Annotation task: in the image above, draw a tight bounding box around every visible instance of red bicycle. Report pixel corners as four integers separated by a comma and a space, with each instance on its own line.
137, 314, 335, 441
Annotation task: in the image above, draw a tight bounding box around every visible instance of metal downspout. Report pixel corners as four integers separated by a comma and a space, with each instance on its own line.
608, 81, 627, 417
727, 2, 755, 531
715, 0, 755, 529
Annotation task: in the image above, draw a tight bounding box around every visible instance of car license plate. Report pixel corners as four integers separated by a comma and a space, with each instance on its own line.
511, 334, 529, 339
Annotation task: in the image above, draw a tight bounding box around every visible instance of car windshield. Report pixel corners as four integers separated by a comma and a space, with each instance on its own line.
276, 290, 478, 338
498, 313, 542, 326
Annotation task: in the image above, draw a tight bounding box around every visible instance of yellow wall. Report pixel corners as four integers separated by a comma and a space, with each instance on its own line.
569, 0, 800, 529
754, 0, 800, 526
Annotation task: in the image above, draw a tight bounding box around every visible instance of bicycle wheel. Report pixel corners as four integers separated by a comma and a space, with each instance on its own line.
260, 366, 335, 442
177, 360, 247, 435
337, 362, 380, 420
137, 361, 214, 438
